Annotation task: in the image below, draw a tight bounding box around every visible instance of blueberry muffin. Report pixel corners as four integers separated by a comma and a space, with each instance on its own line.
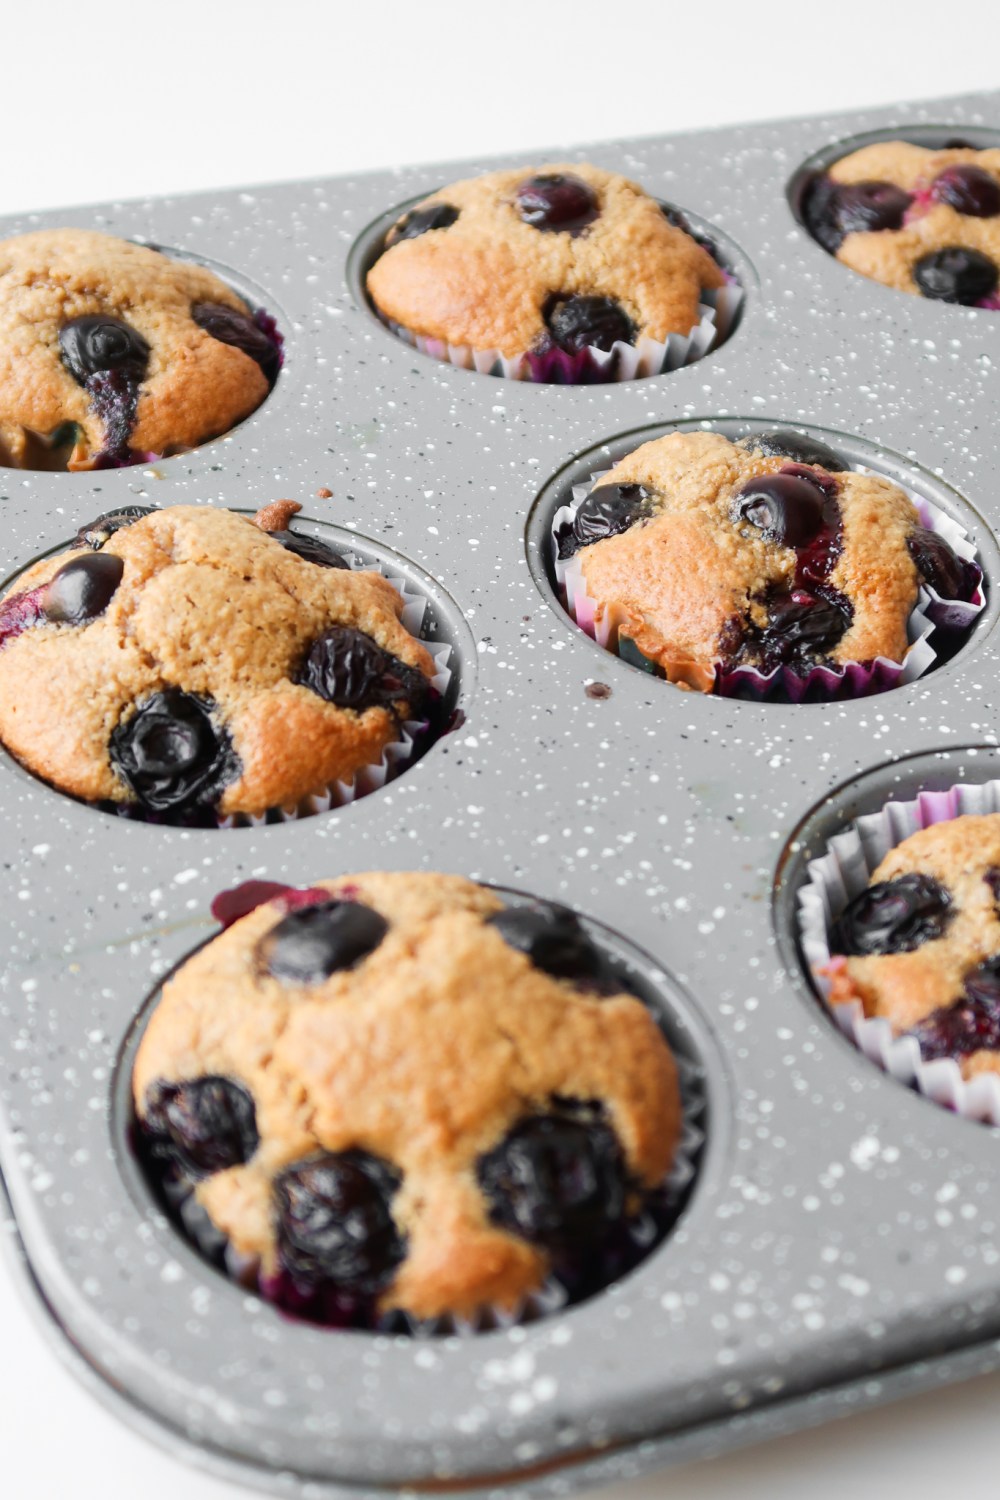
0, 228, 281, 470
826, 814, 1000, 1077
0, 503, 435, 821
801, 141, 1000, 306
367, 163, 725, 360
133, 872, 682, 1326
556, 428, 978, 691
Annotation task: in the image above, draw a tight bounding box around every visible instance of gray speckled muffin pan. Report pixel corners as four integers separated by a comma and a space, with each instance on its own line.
3, 86, 1000, 1499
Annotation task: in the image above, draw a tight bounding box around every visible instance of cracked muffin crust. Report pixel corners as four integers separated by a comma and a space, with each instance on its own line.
0, 228, 281, 470
367, 162, 724, 357
557, 428, 978, 690
801, 142, 1000, 305
825, 814, 1000, 1079
132, 872, 682, 1323
0, 504, 435, 820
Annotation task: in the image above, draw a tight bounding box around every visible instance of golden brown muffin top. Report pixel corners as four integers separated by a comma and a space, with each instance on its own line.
571, 430, 922, 683
367, 162, 723, 356
0, 228, 274, 469
133, 872, 682, 1321
0, 505, 433, 818
823, 144, 1000, 299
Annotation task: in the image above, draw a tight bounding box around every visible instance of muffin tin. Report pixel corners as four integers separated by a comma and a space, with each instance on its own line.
3, 85, 1000, 1498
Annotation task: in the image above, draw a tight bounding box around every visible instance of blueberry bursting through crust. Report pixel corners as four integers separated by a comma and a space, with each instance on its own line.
110, 689, 240, 818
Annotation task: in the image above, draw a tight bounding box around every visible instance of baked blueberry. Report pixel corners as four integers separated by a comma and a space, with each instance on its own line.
275, 1151, 405, 1290
0, 586, 46, 649
487, 902, 617, 990
803, 176, 911, 253
733, 473, 827, 548
192, 302, 282, 386
913, 247, 999, 304
298, 626, 429, 714
142, 1076, 258, 1177
737, 429, 850, 473
267, 527, 348, 569
258, 899, 388, 984
109, 689, 238, 815
559, 482, 655, 559
908, 955, 1000, 1060
930, 164, 1000, 218
907, 525, 979, 600
515, 173, 598, 234
59, 315, 150, 385
477, 1111, 628, 1247
833, 873, 952, 956
544, 294, 636, 354
75, 505, 156, 550
43, 553, 124, 625
757, 588, 851, 671
386, 203, 459, 245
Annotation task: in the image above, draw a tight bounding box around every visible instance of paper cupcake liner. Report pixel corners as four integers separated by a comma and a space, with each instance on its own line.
798, 777, 1000, 1124
141, 1055, 705, 1338
378, 281, 743, 386
107, 552, 452, 830
552, 467, 984, 702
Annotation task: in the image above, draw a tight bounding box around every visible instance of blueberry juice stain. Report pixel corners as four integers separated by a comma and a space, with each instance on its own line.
59, 315, 151, 464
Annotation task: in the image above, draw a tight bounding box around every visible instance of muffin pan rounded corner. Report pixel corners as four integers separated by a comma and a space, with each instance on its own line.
5, 87, 1000, 1496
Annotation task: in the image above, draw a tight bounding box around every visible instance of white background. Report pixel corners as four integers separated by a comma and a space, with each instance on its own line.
3, 2, 1000, 1496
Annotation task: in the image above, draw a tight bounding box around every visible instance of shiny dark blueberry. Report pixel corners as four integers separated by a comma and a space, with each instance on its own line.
74, 505, 155, 550
802, 176, 912, 253
544, 294, 636, 354
142, 1076, 258, 1177
267, 528, 348, 569
908, 955, 1000, 1061
913, 247, 999, 304
733, 473, 827, 548
258, 899, 388, 984
110, 689, 237, 815
298, 626, 428, 714
930, 164, 1000, 218
906, 525, 979, 600
43, 553, 124, 625
757, 588, 851, 671
192, 302, 281, 385
275, 1151, 405, 1290
559, 482, 655, 558
736, 429, 850, 472
487, 902, 615, 990
59, 315, 151, 385
832, 873, 952, 957
477, 1111, 628, 1247
386, 203, 459, 245
515, 173, 599, 234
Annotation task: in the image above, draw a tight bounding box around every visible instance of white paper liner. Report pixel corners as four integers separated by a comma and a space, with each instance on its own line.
551, 461, 984, 698
155, 1056, 706, 1338
217, 554, 453, 828
380, 282, 743, 383
798, 778, 1000, 1124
